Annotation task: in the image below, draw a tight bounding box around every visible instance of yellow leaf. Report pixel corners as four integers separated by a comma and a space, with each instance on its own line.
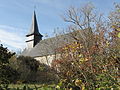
106, 41, 110, 46
85, 58, 89, 61
117, 28, 120, 31
56, 85, 60, 89
75, 79, 82, 87
79, 54, 83, 57
80, 58, 84, 61
118, 32, 120, 38
112, 25, 115, 28
82, 84, 85, 90
112, 25, 120, 31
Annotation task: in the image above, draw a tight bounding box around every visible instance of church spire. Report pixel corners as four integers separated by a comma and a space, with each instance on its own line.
26, 11, 43, 48
26, 11, 42, 37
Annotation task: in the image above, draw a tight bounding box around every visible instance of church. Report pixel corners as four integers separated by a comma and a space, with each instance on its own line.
21, 11, 73, 66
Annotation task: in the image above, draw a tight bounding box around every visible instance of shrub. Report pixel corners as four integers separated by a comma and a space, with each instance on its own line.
10, 56, 58, 84
0, 44, 18, 84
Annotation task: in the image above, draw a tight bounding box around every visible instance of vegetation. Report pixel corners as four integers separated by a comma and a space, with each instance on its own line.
0, 2, 120, 90
0, 44, 18, 84
0, 45, 57, 89
52, 3, 120, 90
0, 84, 56, 90
9, 55, 58, 84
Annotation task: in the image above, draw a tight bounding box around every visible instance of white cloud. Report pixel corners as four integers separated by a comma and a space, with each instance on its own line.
0, 25, 26, 51
0, 25, 27, 34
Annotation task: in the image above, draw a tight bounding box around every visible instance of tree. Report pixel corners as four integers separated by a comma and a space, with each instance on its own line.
52, 3, 120, 89
0, 44, 18, 84
0, 44, 15, 64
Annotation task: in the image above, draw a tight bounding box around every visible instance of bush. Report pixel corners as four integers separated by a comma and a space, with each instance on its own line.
0, 44, 18, 84
9, 56, 58, 84
0, 64, 19, 84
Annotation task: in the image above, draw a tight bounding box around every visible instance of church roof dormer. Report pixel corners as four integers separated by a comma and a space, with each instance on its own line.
26, 11, 43, 37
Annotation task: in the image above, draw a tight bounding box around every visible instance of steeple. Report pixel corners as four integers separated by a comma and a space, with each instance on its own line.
26, 11, 43, 48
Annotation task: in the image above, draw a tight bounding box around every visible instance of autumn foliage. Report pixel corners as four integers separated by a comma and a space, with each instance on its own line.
52, 3, 120, 90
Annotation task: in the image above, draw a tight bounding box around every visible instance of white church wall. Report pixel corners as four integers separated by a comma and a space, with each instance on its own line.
35, 54, 60, 66
26, 35, 34, 48
27, 41, 34, 49
27, 35, 34, 40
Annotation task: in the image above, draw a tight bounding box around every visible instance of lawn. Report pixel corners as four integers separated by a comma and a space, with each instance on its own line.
1, 84, 56, 90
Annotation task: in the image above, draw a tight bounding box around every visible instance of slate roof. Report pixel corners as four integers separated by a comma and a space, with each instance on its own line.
21, 27, 91, 57
21, 33, 74, 57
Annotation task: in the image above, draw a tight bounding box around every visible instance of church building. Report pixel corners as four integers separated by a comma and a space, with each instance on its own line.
21, 11, 73, 66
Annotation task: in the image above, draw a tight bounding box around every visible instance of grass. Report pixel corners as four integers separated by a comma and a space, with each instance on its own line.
5, 84, 56, 90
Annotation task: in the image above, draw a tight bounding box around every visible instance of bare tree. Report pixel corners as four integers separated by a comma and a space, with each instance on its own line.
62, 3, 108, 53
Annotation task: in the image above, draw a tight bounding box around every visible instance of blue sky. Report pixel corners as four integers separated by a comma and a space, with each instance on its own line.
0, 0, 119, 52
